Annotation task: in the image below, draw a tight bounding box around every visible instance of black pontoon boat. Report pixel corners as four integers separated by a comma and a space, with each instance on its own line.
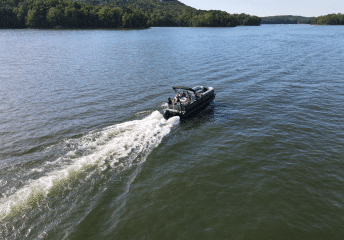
163, 86, 215, 119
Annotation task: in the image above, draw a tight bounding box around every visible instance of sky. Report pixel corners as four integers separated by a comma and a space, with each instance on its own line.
179, 0, 344, 17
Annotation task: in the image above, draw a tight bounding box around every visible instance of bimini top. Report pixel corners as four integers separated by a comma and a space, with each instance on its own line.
172, 86, 195, 92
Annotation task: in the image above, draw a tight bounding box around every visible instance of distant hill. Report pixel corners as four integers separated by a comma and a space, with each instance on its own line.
0, 0, 261, 29
312, 13, 344, 25
260, 15, 314, 24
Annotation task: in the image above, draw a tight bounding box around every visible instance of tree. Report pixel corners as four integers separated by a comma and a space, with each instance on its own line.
13, 5, 27, 28
0, 5, 18, 28
97, 6, 122, 28
26, 3, 48, 28
63, 2, 83, 28
122, 9, 148, 28
46, 6, 64, 28
81, 5, 99, 28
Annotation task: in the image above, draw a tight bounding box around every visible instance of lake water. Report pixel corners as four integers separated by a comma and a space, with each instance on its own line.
1, 25, 344, 239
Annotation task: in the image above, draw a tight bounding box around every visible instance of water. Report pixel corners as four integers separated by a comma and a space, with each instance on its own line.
0, 25, 344, 239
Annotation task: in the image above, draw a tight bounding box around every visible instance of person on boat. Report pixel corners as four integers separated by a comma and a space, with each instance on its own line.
191, 93, 196, 102
176, 96, 181, 111
182, 91, 186, 97
184, 97, 189, 104
184, 92, 190, 104
168, 97, 172, 107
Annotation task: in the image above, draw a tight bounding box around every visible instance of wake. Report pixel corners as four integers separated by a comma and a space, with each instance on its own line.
0, 111, 179, 220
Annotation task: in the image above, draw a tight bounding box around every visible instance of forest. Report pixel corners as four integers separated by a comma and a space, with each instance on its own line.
260, 14, 344, 25
312, 13, 344, 25
0, 0, 261, 29
260, 15, 314, 24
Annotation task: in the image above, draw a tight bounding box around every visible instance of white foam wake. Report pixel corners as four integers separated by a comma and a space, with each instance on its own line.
0, 111, 179, 220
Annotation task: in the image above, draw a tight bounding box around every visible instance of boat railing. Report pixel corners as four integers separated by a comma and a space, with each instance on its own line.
168, 103, 187, 112
168, 90, 213, 112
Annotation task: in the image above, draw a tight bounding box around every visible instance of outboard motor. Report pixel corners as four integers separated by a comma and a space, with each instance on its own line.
163, 110, 171, 120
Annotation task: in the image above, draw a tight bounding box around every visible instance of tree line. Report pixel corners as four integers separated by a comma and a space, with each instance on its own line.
260, 13, 344, 25
0, 0, 261, 29
0, 0, 148, 28
118, 0, 260, 27
312, 13, 344, 25
260, 15, 314, 24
